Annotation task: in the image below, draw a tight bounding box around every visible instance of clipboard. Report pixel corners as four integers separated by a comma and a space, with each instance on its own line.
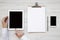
28, 2, 47, 33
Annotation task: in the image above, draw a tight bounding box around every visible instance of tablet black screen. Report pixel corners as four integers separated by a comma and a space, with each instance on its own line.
9, 11, 22, 28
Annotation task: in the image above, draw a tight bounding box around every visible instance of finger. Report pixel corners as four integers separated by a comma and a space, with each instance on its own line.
2, 16, 8, 23
2, 17, 6, 24
15, 28, 18, 32
4, 16, 8, 22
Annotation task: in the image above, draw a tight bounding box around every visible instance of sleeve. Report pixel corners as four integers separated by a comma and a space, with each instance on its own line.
21, 35, 30, 40
2, 28, 9, 40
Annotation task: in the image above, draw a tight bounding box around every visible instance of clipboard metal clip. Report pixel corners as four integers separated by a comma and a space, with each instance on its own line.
32, 2, 41, 8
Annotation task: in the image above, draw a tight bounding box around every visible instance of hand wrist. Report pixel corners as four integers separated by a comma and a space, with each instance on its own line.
2, 25, 7, 28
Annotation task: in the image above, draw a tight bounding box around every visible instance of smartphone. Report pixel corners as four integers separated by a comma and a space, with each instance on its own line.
50, 16, 56, 26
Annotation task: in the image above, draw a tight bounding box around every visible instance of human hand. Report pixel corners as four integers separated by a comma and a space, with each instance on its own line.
2, 16, 8, 28
15, 30, 24, 38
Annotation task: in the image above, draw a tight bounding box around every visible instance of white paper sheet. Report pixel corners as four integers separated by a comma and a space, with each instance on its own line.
28, 7, 46, 32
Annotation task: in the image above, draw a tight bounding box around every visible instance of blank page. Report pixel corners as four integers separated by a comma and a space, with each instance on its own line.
28, 7, 46, 32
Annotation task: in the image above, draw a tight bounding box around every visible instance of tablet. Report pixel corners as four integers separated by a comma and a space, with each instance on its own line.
8, 10, 24, 30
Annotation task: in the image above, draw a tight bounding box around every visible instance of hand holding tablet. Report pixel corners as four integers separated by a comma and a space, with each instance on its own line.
15, 29, 24, 38
2, 16, 8, 28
